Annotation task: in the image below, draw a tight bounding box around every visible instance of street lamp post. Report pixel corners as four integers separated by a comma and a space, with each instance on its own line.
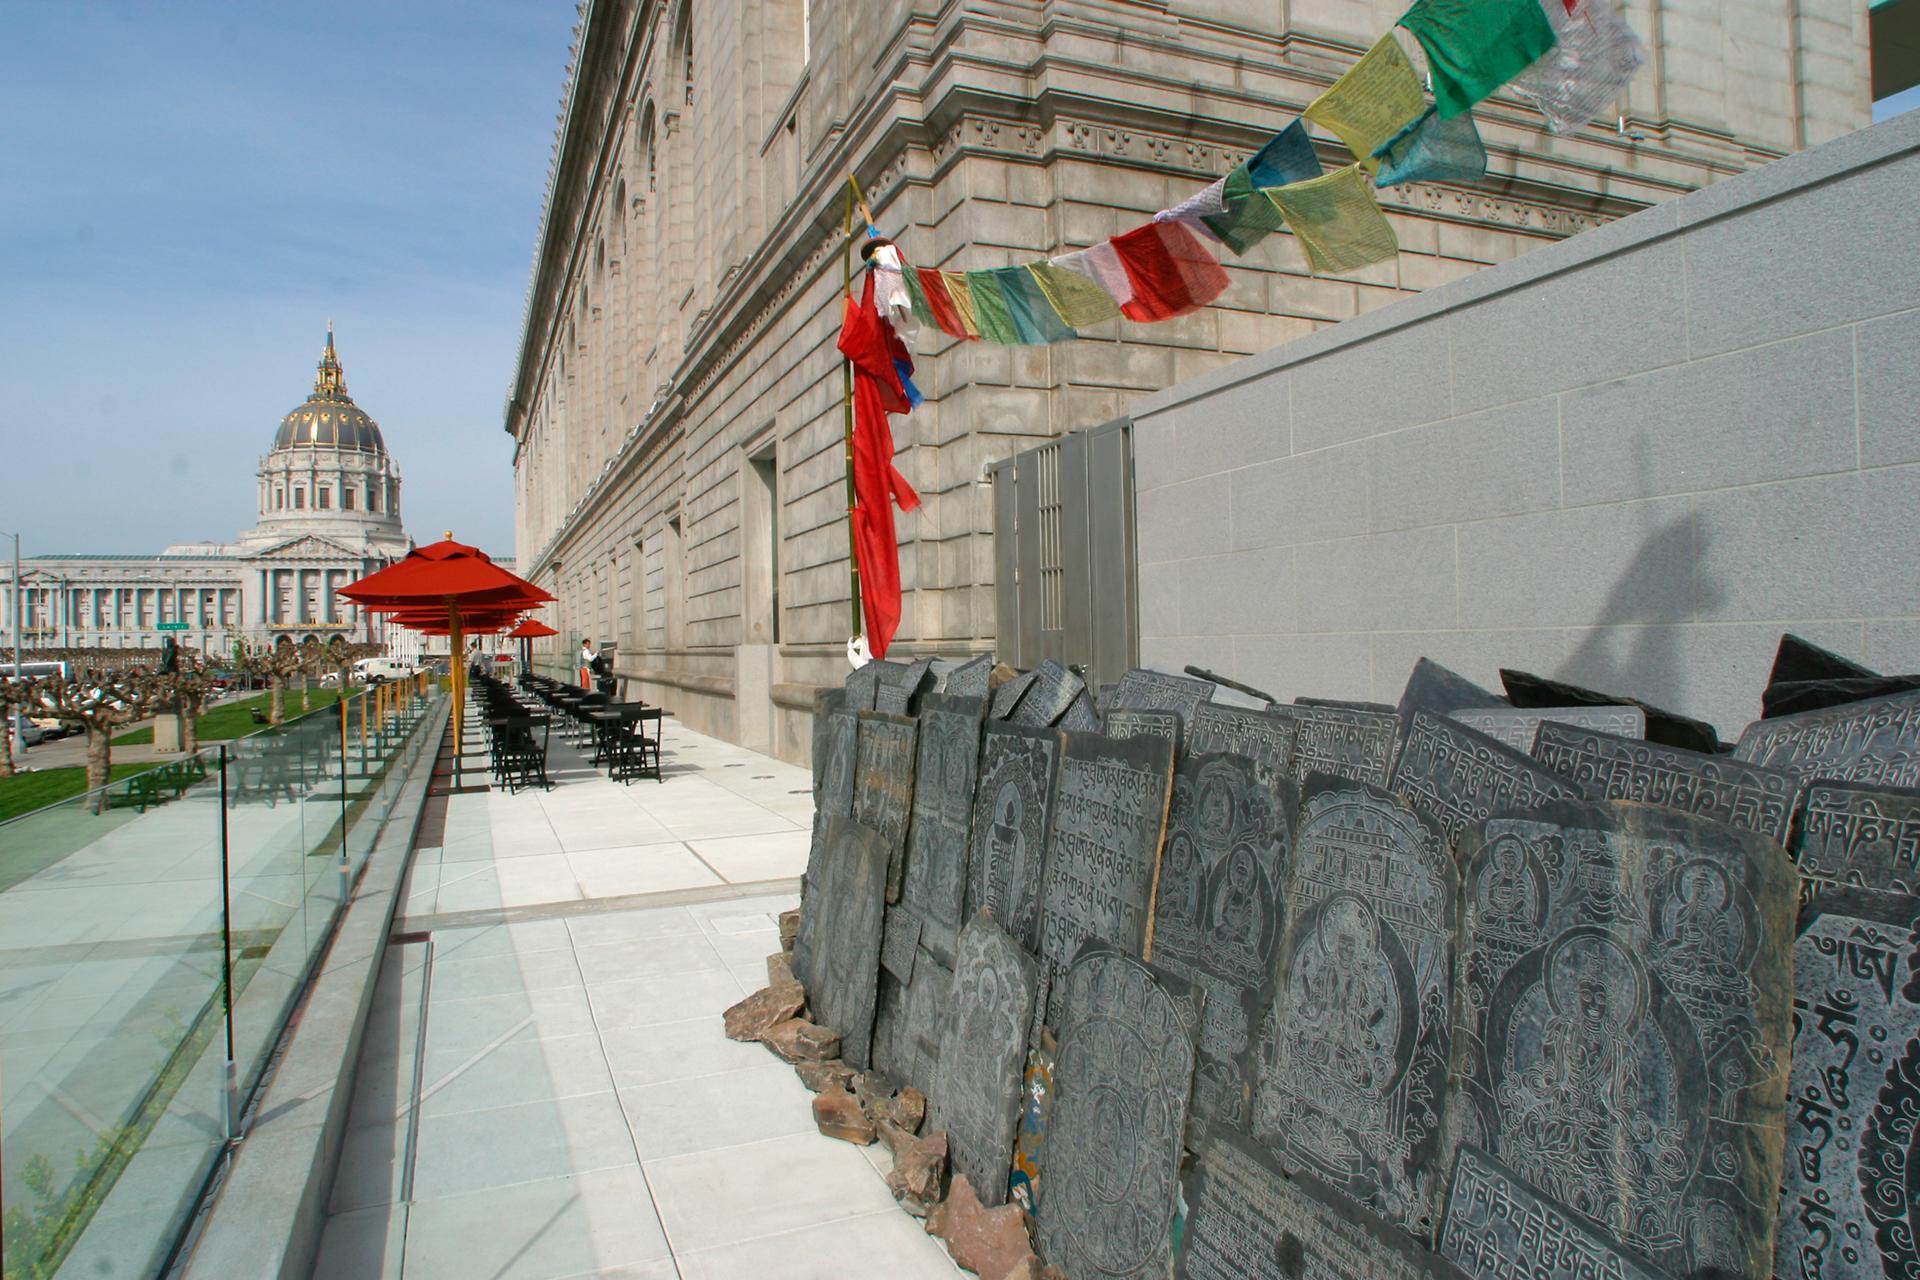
6, 531, 24, 759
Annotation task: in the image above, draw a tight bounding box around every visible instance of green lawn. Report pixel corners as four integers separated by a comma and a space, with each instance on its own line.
0, 762, 164, 826
115, 688, 348, 745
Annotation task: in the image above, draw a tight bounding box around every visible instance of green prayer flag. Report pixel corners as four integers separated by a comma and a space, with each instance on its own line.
901, 267, 939, 330
1399, 0, 1558, 119
967, 269, 1023, 345
1266, 164, 1400, 275
1028, 262, 1122, 328
1000, 268, 1078, 343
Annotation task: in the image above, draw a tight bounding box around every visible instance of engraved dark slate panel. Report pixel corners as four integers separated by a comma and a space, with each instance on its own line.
1151, 752, 1298, 1140
1776, 888, 1920, 1280
933, 916, 1042, 1209
1532, 720, 1801, 843
1734, 688, 1920, 790
853, 711, 918, 903
1179, 1136, 1466, 1280
1105, 707, 1183, 754
1038, 944, 1200, 1280
901, 693, 987, 965
991, 668, 1041, 721
1295, 696, 1396, 713
880, 907, 922, 983
1438, 1146, 1667, 1280
1396, 657, 1506, 728
1188, 703, 1298, 787
1501, 667, 1721, 755
1111, 668, 1217, 722
1765, 675, 1920, 720
1452, 801, 1797, 1280
897, 952, 953, 1098
876, 656, 937, 716
817, 709, 858, 820
1282, 703, 1400, 787
1770, 633, 1879, 687
805, 816, 889, 1071
845, 660, 886, 712
1391, 711, 1582, 853
1447, 705, 1645, 754
1037, 731, 1176, 1029
1792, 780, 1920, 899
966, 722, 1062, 956
945, 654, 994, 700
1059, 691, 1101, 732
1011, 659, 1086, 728
1254, 778, 1456, 1237
811, 688, 846, 795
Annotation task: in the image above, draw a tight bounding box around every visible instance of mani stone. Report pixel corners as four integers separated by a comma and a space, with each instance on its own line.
1531, 720, 1801, 843
803, 816, 890, 1072
1500, 667, 1721, 755
1770, 632, 1879, 687
1776, 888, 1920, 1280
1037, 730, 1176, 1029
1447, 704, 1646, 754
966, 722, 1063, 956
1390, 711, 1582, 854
1150, 751, 1298, 1140
877, 656, 937, 716
1187, 703, 1297, 786
1058, 691, 1101, 732
1254, 778, 1456, 1238
993, 668, 1042, 720
811, 687, 847, 795
1279, 702, 1400, 787
1396, 656, 1506, 728
932, 916, 1042, 1209
880, 907, 923, 983
901, 693, 987, 965
1295, 696, 1396, 713
1451, 800, 1796, 1280
1734, 688, 1920, 790
1177, 1135, 1461, 1280
853, 711, 919, 903
1037, 944, 1201, 1280
794, 762, 855, 992
947, 654, 995, 700
1438, 1146, 1666, 1280
1792, 780, 1920, 898
845, 660, 887, 712
817, 708, 858, 819
1766, 675, 1920, 720
1010, 659, 1086, 728
874, 950, 952, 1100
1104, 707, 1184, 754
1109, 668, 1217, 724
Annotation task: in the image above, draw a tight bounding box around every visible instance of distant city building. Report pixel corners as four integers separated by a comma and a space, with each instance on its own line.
507, 0, 1869, 763
4, 328, 413, 659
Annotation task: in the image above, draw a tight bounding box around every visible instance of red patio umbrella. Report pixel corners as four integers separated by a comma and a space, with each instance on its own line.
505, 617, 560, 675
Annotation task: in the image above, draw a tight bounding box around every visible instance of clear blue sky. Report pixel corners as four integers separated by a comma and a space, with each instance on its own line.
0, 3, 575, 560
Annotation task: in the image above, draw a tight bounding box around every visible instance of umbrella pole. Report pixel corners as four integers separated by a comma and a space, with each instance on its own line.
447, 601, 464, 790
840, 176, 864, 645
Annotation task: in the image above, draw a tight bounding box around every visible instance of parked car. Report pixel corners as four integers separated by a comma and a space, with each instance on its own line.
16, 718, 47, 748
27, 714, 73, 740
352, 657, 420, 685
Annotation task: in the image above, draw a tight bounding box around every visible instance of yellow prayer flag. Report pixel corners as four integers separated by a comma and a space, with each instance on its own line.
1028, 262, 1123, 328
1265, 165, 1400, 276
939, 271, 981, 339
1302, 33, 1427, 175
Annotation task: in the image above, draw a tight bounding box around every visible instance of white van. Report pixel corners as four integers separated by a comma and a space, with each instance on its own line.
351, 657, 419, 685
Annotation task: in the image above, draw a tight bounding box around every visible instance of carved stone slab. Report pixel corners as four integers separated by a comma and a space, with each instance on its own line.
1151, 752, 1298, 1140
992, 668, 1041, 720
1397, 657, 1506, 726
966, 722, 1062, 956
1452, 801, 1797, 1280
1390, 710, 1582, 853
933, 916, 1042, 1209
1280, 703, 1400, 787
902, 693, 987, 964
946, 654, 994, 700
880, 907, 922, 983
1297, 696, 1396, 713
1254, 778, 1456, 1238
875, 657, 935, 716
1037, 730, 1176, 1029
1038, 944, 1200, 1280
1447, 705, 1646, 754
1179, 1136, 1464, 1280
1732, 687, 1920, 789
1010, 659, 1086, 728
1502, 668, 1720, 755
1792, 781, 1920, 898
898, 951, 953, 1098
845, 660, 887, 712
1531, 720, 1801, 843
1105, 707, 1183, 754
1110, 668, 1216, 724
1188, 703, 1298, 787
805, 816, 889, 1071
853, 711, 918, 903
1777, 888, 1920, 1280
817, 709, 858, 820
1059, 691, 1102, 732
811, 688, 847, 796
1438, 1146, 1667, 1280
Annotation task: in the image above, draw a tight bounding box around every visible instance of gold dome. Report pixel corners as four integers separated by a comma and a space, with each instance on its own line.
272, 327, 387, 455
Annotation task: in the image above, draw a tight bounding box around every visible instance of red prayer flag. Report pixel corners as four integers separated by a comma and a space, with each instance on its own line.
837, 273, 922, 658
1109, 221, 1232, 323
915, 267, 972, 340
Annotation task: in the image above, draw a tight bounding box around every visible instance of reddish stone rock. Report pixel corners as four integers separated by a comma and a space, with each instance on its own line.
795, 1058, 855, 1094
723, 981, 805, 1042
876, 1117, 917, 1159
766, 951, 795, 988
812, 1086, 876, 1145
778, 908, 800, 952
996, 1260, 1047, 1280
886, 1129, 948, 1217
926, 1174, 1034, 1280
874, 1085, 925, 1135
760, 1017, 840, 1063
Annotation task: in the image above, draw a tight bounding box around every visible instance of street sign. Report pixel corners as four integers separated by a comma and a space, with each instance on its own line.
155, 622, 190, 631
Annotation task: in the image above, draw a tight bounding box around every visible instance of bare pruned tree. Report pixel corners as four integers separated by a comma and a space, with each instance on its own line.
0, 675, 26, 779
244, 638, 325, 725
25, 668, 182, 811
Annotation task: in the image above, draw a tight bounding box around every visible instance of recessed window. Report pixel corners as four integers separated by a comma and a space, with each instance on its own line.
317, 487, 332, 510
275, 488, 285, 509
342, 488, 356, 510
368, 486, 380, 513
294, 488, 306, 509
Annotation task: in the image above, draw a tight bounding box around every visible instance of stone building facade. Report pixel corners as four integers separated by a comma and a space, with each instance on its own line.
506, 0, 1870, 764
5, 330, 414, 659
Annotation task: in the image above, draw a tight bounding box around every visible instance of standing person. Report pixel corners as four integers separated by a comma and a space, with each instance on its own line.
578, 638, 596, 689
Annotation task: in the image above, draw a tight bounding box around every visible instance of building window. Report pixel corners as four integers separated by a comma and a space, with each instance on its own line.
342, 487, 356, 510
275, 488, 285, 509
294, 488, 306, 509
368, 486, 380, 513
317, 487, 331, 510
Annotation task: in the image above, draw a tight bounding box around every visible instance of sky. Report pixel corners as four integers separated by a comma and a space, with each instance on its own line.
0, 3, 577, 560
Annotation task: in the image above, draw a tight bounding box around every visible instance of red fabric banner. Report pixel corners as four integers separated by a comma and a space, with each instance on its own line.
1110, 221, 1233, 323
837, 273, 922, 658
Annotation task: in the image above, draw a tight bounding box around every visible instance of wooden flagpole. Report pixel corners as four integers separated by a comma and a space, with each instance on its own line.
840, 176, 865, 644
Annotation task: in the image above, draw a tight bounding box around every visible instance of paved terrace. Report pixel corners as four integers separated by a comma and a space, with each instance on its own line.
314, 713, 965, 1278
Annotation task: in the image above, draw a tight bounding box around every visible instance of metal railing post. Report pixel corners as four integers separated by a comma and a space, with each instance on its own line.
218, 744, 239, 1141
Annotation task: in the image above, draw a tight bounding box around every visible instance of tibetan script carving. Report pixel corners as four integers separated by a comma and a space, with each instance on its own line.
1532, 720, 1801, 843
993, 668, 1041, 720
1105, 707, 1183, 753
1011, 659, 1086, 727
805, 816, 889, 1072
875, 657, 934, 715
1438, 1146, 1666, 1280
1110, 668, 1217, 723
1254, 778, 1456, 1237
1452, 801, 1796, 1279
854, 711, 918, 902
1152, 751, 1298, 1140
966, 722, 1062, 955
1447, 705, 1646, 754
1038, 945, 1200, 1280
1188, 703, 1298, 786
1777, 888, 1920, 1280
902, 693, 986, 964
812, 689, 846, 796
818, 709, 857, 819
1060, 691, 1102, 731
946, 654, 994, 700
1390, 710, 1581, 852
1037, 731, 1176, 1029
1792, 781, 1920, 899
1282, 703, 1400, 787
1734, 688, 1920, 789
880, 907, 922, 983
933, 916, 1042, 1209
845, 660, 887, 712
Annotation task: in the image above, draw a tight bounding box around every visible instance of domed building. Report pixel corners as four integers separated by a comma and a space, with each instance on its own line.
6, 329, 414, 657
